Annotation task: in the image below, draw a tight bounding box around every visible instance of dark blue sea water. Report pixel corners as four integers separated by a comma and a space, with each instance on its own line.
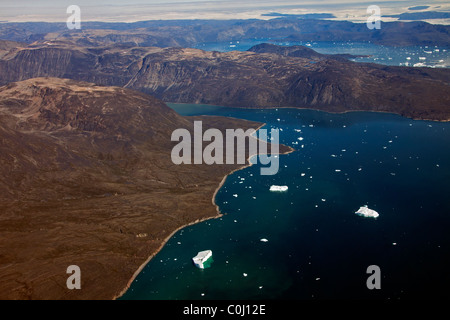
121, 105, 450, 300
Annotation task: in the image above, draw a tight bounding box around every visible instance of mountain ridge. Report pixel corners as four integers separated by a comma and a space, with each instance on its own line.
0, 41, 448, 121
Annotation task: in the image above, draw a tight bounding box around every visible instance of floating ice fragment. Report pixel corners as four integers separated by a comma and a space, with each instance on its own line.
243, 273, 248, 277
233, 194, 238, 198
355, 206, 379, 218
260, 238, 269, 242
270, 185, 288, 192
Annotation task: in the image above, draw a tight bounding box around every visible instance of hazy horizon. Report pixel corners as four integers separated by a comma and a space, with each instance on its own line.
0, 0, 449, 24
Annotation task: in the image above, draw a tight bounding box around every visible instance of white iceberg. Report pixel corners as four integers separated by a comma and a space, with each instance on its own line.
270, 185, 288, 192
355, 206, 379, 218
192, 250, 213, 269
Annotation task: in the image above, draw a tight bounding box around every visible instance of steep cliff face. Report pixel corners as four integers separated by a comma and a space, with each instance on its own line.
0, 41, 449, 120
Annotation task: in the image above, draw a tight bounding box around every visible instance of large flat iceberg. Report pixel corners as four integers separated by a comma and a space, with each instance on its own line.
355, 206, 379, 218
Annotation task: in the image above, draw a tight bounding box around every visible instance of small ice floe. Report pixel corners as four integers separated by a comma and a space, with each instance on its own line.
315, 278, 320, 281
419, 57, 426, 60
335, 169, 341, 172
406, 57, 411, 60
259, 286, 263, 290
270, 185, 288, 192
294, 129, 302, 133
358, 168, 363, 171
260, 238, 269, 242
331, 154, 337, 158
321, 199, 326, 202
392, 242, 397, 246
233, 194, 238, 198
243, 273, 248, 277
355, 206, 379, 218
298, 137, 304, 141
301, 173, 306, 177
309, 124, 314, 128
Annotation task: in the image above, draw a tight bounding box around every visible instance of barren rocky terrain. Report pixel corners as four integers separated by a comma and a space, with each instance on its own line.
0, 77, 288, 299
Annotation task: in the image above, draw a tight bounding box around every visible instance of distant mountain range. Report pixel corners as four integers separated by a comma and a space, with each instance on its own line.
385, 11, 450, 20
0, 18, 449, 47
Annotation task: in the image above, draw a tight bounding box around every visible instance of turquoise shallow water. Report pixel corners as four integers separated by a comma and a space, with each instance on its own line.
121, 105, 450, 300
